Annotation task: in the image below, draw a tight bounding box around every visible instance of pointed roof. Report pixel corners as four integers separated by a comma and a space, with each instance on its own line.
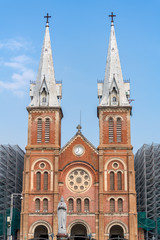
61, 127, 98, 154
29, 21, 59, 107
99, 21, 130, 107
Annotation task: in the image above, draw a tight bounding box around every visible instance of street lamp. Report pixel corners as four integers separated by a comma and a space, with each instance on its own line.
7, 193, 22, 240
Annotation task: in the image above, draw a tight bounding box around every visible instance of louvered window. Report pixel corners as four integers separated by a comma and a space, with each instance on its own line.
43, 198, 48, 212
37, 118, 42, 143
44, 172, 48, 190
35, 198, 40, 212
45, 118, 50, 143
117, 171, 122, 190
84, 198, 89, 212
69, 198, 74, 212
36, 172, 41, 190
110, 172, 115, 190
110, 198, 115, 212
109, 118, 114, 142
117, 118, 122, 142
77, 198, 81, 212
118, 198, 123, 212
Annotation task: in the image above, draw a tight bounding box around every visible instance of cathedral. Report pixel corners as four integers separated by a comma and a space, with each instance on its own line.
20, 14, 138, 240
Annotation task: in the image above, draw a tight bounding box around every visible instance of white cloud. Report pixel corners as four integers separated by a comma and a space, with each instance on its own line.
0, 54, 36, 97
0, 38, 31, 51
4, 55, 36, 72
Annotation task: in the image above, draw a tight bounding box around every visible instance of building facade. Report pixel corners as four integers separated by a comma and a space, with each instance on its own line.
20, 15, 138, 240
0, 145, 24, 240
135, 144, 160, 240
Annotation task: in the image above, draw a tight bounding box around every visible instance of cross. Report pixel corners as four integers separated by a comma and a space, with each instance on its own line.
76, 124, 82, 133
109, 12, 116, 23
44, 13, 51, 24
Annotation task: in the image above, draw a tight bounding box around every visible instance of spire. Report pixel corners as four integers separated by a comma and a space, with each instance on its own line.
98, 13, 130, 107
29, 14, 62, 107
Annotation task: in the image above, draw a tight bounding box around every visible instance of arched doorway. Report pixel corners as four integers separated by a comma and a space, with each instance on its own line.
34, 225, 48, 240
71, 224, 87, 240
109, 225, 124, 239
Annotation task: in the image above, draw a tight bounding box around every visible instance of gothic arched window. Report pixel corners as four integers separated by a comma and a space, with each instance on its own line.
113, 96, 117, 102
35, 198, 40, 212
44, 172, 48, 190
118, 198, 123, 212
117, 118, 122, 142
43, 198, 48, 212
117, 171, 122, 190
110, 198, 115, 212
109, 117, 114, 142
69, 198, 74, 212
84, 198, 89, 212
37, 118, 42, 143
36, 172, 41, 190
45, 118, 50, 143
110, 172, 115, 190
77, 198, 81, 212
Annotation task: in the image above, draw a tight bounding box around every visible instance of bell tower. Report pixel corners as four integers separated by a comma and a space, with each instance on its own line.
20, 14, 62, 240
97, 13, 138, 240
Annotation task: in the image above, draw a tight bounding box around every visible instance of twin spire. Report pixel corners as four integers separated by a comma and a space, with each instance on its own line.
29, 13, 130, 108
98, 13, 130, 107
29, 13, 62, 107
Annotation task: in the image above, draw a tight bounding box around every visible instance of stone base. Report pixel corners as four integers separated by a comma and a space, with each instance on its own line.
57, 233, 68, 240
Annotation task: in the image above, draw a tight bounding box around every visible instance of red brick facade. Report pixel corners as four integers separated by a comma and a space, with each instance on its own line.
20, 103, 138, 240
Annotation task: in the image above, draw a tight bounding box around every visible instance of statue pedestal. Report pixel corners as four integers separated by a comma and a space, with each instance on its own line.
57, 233, 68, 240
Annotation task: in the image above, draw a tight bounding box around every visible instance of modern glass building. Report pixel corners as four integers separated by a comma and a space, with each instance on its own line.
0, 145, 24, 240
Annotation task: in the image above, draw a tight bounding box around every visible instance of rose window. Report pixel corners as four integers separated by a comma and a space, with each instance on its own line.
66, 169, 91, 193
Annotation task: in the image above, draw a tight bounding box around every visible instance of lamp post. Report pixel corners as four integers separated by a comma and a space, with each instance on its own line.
7, 193, 22, 240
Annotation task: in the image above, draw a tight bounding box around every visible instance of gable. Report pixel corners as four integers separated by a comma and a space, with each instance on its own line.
59, 133, 98, 171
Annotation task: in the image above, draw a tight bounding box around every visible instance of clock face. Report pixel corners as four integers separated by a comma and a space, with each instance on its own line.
74, 145, 84, 156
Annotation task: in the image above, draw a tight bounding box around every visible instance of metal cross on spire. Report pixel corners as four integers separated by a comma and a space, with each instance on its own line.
44, 13, 51, 24
109, 12, 116, 23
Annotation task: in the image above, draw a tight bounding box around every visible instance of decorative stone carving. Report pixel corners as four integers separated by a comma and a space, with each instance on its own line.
66, 169, 91, 193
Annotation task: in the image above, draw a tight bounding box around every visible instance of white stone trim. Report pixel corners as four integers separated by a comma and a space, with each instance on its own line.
104, 158, 127, 192
42, 197, 50, 201
33, 197, 42, 201
31, 158, 53, 171
105, 220, 129, 238
35, 117, 43, 122
108, 169, 124, 174
107, 196, 125, 201
44, 116, 53, 121
105, 170, 107, 191
115, 116, 124, 121
31, 158, 53, 191
28, 220, 52, 238
105, 115, 116, 121
66, 167, 92, 194
104, 158, 127, 170
107, 196, 116, 201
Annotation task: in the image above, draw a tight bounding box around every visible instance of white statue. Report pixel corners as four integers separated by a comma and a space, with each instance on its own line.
57, 196, 67, 234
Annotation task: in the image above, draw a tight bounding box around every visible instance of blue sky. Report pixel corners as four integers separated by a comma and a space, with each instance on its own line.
0, 0, 160, 153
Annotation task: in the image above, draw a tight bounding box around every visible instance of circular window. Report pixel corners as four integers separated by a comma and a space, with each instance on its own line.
112, 162, 119, 169
66, 169, 91, 193
39, 163, 45, 169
